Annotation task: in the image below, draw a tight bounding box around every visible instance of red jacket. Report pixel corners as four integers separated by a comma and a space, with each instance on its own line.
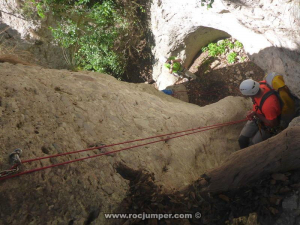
252, 81, 281, 121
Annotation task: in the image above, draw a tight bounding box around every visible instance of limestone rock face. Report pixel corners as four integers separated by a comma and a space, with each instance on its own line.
0, 62, 250, 224
151, 0, 300, 97
0, 2, 68, 69
0, 0, 34, 39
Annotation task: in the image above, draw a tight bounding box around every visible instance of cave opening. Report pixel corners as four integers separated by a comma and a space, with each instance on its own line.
165, 27, 267, 107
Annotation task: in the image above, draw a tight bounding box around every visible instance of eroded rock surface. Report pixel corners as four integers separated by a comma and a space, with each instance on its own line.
0, 1, 68, 69
0, 62, 250, 224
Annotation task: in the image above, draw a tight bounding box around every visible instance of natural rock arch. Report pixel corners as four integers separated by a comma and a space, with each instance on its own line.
151, 0, 300, 97
168, 27, 230, 69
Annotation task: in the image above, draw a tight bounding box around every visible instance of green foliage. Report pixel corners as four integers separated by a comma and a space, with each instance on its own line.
202, 38, 244, 64
240, 56, 246, 62
227, 42, 234, 49
36, 2, 46, 18
234, 41, 243, 48
201, 46, 208, 52
21, 0, 39, 18
22, 0, 146, 80
49, 20, 78, 48
202, 42, 225, 57
140, 6, 146, 13
202, 39, 232, 57
227, 52, 237, 64
200, 0, 214, 9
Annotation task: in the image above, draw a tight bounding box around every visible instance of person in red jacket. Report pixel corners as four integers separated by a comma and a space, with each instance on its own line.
238, 79, 281, 149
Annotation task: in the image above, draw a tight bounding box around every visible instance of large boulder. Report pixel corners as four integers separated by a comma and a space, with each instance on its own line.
0, 62, 250, 224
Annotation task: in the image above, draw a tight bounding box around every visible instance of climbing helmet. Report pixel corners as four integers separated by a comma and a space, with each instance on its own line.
239, 79, 260, 96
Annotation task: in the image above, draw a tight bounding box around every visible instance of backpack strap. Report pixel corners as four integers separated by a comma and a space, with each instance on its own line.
256, 90, 277, 115
254, 83, 283, 123
253, 82, 268, 114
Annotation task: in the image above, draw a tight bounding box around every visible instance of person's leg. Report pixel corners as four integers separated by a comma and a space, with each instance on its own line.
238, 135, 249, 149
250, 128, 271, 145
184, 70, 197, 79
172, 72, 183, 78
238, 121, 259, 149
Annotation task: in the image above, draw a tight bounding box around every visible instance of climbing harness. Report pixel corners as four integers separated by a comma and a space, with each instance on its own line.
0, 149, 22, 178
0, 119, 247, 182
251, 81, 285, 137
252, 116, 263, 138
253, 115, 282, 137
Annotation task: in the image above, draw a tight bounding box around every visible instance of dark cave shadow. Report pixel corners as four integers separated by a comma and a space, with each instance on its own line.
185, 59, 265, 107
185, 43, 300, 107
124, 2, 156, 84
124, 26, 156, 83
0, 21, 20, 38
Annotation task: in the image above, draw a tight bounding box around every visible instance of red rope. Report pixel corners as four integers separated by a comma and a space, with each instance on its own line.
14, 119, 246, 166
1, 119, 247, 181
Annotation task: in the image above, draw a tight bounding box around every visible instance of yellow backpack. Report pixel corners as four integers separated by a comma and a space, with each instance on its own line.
265, 72, 296, 119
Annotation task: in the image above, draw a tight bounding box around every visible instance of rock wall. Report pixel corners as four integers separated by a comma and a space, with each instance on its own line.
0, 1, 68, 69
0, 62, 250, 224
151, 0, 300, 97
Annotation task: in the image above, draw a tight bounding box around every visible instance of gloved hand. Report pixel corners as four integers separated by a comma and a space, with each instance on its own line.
246, 111, 256, 121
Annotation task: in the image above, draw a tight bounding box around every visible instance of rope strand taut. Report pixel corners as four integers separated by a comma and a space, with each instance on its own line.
16, 119, 246, 165
0, 119, 247, 181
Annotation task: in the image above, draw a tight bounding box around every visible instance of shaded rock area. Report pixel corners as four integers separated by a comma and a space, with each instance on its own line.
114, 161, 300, 225
184, 61, 264, 107
108, 125, 300, 224
0, 62, 250, 224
